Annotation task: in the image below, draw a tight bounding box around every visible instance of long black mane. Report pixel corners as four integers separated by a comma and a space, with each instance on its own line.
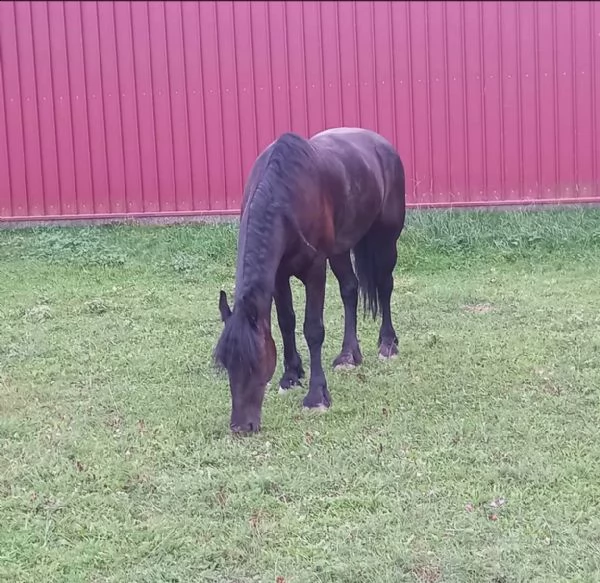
214, 132, 318, 376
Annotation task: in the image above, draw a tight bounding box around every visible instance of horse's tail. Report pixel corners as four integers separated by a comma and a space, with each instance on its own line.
352, 234, 381, 320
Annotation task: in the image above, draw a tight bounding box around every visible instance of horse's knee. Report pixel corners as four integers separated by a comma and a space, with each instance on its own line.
278, 311, 296, 336
304, 321, 324, 347
377, 272, 394, 292
339, 277, 358, 303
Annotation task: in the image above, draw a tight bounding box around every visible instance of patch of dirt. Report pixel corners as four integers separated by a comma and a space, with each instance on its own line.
105, 411, 123, 432
413, 564, 442, 583
535, 368, 564, 396
249, 509, 266, 533
543, 381, 562, 396
123, 473, 155, 493
463, 303, 494, 314
215, 487, 228, 508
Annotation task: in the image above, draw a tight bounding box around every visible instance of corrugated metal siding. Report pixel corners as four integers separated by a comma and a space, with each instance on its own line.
1, 1, 599, 222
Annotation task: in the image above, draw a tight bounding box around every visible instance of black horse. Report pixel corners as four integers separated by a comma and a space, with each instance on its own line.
215, 127, 406, 433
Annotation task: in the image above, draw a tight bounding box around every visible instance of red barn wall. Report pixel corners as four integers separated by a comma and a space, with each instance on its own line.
1, 1, 599, 222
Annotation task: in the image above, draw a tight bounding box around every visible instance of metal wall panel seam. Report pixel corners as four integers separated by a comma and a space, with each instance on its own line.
497, 2, 506, 200
387, 2, 398, 152
515, 1, 524, 200
592, 1, 598, 193
460, 1, 471, 202
477, 1, 488, 198
405, 1, 417, 201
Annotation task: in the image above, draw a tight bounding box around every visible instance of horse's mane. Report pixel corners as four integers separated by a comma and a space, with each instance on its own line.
214, 132, 317, 377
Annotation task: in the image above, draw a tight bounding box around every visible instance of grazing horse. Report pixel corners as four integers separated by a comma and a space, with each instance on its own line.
214, 127, 406, 434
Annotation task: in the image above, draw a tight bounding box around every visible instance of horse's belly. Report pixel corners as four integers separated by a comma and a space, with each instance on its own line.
330, 194, 383, 254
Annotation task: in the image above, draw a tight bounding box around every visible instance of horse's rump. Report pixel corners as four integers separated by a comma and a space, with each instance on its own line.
309, 128, 405, 252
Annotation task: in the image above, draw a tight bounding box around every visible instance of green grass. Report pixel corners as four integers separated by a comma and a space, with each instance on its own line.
1, 207, 600, 583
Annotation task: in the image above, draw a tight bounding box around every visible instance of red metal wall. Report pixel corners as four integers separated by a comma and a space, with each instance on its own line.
1, 1, 599, 222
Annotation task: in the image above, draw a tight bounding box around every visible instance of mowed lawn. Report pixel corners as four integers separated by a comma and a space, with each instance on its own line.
1, 208, 600, 583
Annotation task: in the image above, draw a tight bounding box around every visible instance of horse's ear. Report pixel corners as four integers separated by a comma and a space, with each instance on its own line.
219, 290, 232, 322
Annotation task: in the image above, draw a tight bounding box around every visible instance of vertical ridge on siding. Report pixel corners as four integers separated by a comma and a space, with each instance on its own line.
18, 1, 46, 217
317, 2, 327, 131
387, 2, 398, 152
442, 1, 452, 203
0, 6, 14, 216
570, 1, 579, 196
230, 1, 258, 188
592, 1, 599, 194
182, 1, 210, 210
551, 2, 560, 198
533, 1, 543, 200
115, 1, 143, 213
176, 0, 194, 211
515, 1, 525, 201
66, 2, 93, 214
352, 2, 361, 128
369, 2, 379, 135
424, 2, 434, 201
216, 1, 243, 210
164, 0, 192, 211
477, 1, 488, 200
0, 2, 18, 217
98, 1, 127, 214
198, 1, 225, 210
299, 2, 312, 134
264, 2, 277, 140
497, 2, 506, 200
460, 1, 471, 202
111, 2, 129, 213
231, 3, 246, 204
283, 2, 294, 130
405, 1, 417, 203
43, 1, 64, 216
214, 4, 229, 209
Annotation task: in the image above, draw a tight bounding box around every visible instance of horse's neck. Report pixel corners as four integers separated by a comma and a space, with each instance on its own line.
234, 219, 285, 310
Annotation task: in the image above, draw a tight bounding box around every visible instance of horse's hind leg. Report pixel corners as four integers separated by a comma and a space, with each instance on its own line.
330, 251, 363, 369
274, 271, 305, 392
375, 228, 401, 359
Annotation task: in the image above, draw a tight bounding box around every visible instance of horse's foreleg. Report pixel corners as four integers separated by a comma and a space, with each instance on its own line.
329, 252, 363, 369
301, 260, 330, 410
274, 272, 305, 393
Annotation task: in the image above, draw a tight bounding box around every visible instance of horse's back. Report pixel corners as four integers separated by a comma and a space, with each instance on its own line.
311, 127, 399, 162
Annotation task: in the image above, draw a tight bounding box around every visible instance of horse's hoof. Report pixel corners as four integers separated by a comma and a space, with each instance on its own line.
302, 389, 331, 410
302, 404, 329, 413
378, 343, 399, 360
334, 362, 356, 371
332, 351, 361, 370
278, 376, 302, 395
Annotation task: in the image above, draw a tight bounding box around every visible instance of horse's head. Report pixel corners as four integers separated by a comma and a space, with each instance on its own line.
215, 290, 277, 434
